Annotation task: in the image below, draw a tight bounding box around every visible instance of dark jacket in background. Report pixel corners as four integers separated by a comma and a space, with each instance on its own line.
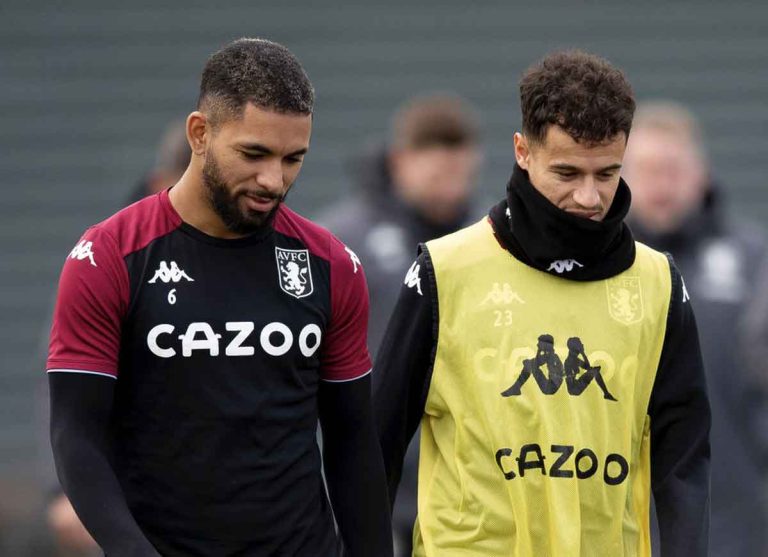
318, 145, 475, 355
631, 184, 768, 557
317, 144, 477, 555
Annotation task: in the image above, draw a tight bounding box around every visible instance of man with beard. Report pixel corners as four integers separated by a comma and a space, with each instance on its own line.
623, 101, 768, 556
46, 38, 392, 557
374, 51, 710, 556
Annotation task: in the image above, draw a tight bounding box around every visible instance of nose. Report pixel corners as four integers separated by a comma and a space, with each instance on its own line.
572, 177, 601, 209
256, 159, 284, 194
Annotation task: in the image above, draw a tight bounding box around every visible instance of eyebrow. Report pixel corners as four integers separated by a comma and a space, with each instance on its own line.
549, 163, 622, 173
240, 143, 308, 157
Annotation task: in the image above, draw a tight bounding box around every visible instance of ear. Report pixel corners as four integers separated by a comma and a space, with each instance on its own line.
186, 111, 209, 156
513, 132, 531, 169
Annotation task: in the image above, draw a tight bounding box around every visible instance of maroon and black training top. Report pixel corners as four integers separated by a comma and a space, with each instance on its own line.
48, 190, 371, 554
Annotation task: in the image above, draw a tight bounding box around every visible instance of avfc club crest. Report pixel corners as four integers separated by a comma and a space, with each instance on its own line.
606, 276, 643, 325
275, 247, 314, 299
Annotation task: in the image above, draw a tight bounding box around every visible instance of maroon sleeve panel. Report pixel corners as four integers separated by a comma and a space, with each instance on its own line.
47, 191, 182, 378
321, 235, 372, 382
47, 226, 130, 378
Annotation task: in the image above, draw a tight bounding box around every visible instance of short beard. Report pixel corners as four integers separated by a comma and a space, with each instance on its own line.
201, 151, 283, 234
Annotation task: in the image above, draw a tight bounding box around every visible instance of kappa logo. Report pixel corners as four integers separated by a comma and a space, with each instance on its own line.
547, 259, 583, 274
501, 334, 618, 401
148, 261, 194, 284
404, 260, 423, 296
69, 240, 97, 267
345, 246, 362, 274
276, 248, 313, 299
480, 282, 526, 307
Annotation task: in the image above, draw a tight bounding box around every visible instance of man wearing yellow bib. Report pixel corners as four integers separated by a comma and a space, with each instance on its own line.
374, 50, 710, 557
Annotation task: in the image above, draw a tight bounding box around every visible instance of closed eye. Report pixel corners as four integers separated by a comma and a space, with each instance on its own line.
555, 171, 577, 179
241, 151, 264, 160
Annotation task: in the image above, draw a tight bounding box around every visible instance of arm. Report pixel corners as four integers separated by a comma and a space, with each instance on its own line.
320, 238, 392, 557
47, 228, 159, 556
649, 259, 711, 556
50, 373, 160, 557
373, 249, 437, 507
319, 375, 393, 557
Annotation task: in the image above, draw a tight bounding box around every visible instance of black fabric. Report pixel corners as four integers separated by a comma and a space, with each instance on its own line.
648, 257, 711, 557
373, 249, 437, 507
114, 227, 339, 554
318, 374, 393, 557
49, 370, 389, 557
49, 373, 161, 557
47, 194, 388, 555
488, 164, 636, 281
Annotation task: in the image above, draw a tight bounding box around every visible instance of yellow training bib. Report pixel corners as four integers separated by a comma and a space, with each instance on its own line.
414, 218, 671, 557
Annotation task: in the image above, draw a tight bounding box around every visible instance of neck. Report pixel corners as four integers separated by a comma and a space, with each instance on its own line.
168, 163, 244, 239
488, 164, 636, 281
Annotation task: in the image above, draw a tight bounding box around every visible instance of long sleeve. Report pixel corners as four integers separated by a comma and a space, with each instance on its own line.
318, 374, 393, 557
649, 258, 711, 556
373, 249, 438, 507
50, 373, 161, 557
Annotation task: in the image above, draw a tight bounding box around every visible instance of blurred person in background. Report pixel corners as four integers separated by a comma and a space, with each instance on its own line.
320, 93, 483, 557
38, 118, 192, 557
623, 100, 768, 556
321, 93, 483, 355
125, 120, 192, 204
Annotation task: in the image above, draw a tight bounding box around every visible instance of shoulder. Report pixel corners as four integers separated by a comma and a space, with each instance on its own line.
633, 240, 675, 277
634, 240, 671, 264
426, 217, 499, 270
85, 191, 181, 259
275, 205, 362, 276
427, 218, 493, 253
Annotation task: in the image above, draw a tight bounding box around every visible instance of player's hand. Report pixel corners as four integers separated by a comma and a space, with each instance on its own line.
47, 493, 99, 551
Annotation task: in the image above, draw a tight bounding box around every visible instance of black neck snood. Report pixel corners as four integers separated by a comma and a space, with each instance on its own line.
488, 164, 636, 281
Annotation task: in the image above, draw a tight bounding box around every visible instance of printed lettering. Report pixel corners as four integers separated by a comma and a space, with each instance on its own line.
549, 444, 574, 478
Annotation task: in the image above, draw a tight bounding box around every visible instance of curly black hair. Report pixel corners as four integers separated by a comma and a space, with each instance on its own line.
520, 50, 635, 145
198, 38, 314, 125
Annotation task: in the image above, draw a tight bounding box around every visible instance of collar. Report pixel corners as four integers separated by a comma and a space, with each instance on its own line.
488, 164, 636, 281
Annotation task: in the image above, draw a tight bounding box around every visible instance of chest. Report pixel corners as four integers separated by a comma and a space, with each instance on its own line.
120, 231, 331, 372
430, 255, 670, 433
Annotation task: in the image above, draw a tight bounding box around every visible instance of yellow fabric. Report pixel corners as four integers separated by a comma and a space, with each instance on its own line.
414, 218, 671, 557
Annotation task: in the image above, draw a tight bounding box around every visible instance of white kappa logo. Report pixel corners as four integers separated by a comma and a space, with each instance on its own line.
148, 261, 194, 284
345, 246, 362, 274
404, 260, 423, 296
69, 240, 97, 267
547, 259, 584, 274
276, 247, 314, 299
